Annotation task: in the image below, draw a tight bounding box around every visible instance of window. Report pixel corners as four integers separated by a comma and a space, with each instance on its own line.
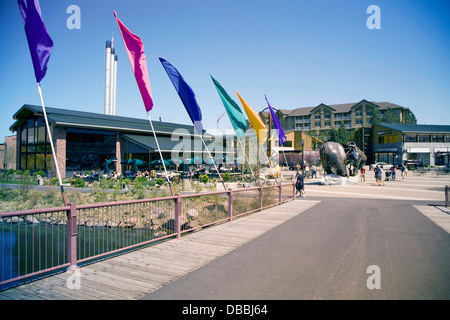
405, 134, 417, 142
315, 122, 321, 127
66, 129, 116, 172
419, 135, 431, 142
315, 114, 320, 120
19, 117, 51, 171
432, 135, 444, 142
446, 135, 450, 142
379, 135, 398, 144
324, 113, 331, 119
324, 122, 331, 127
356, 120, 363, 125
356, 111, 362, 117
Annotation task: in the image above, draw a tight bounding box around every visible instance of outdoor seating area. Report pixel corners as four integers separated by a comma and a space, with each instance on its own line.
102, 156, 248, 183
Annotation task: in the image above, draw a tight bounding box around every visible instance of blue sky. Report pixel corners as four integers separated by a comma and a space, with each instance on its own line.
1, 0, 449, 141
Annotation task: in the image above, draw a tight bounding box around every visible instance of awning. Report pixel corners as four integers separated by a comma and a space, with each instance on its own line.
407, 147, 430, 153
121, 134, 208, 153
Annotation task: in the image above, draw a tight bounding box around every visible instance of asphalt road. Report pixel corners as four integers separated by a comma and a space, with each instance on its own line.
141, 196, 450, 300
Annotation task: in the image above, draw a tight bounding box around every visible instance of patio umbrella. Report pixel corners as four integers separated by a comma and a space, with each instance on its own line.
120, 159, 134, 165
150, 159, 170, 166
104, 157, 117, 174
131, 159, 148, 173
169, 158, 183, 165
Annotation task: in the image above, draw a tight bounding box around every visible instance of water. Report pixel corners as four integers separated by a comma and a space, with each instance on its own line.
0, 221, 164, 287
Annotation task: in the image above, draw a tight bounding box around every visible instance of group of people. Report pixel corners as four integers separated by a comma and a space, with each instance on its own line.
373, 163, 408, 186
73, 170, 99, 181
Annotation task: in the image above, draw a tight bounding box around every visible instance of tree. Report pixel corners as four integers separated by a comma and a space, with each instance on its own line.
402, 108, 417, 124
330, 122, 350, 145
370, 108, 382, 125
383, 107, 400, 123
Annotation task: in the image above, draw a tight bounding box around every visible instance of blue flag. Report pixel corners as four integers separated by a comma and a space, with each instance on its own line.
265, 95, 286, 146
18, 0, 54, 83
159, 58, 203, 134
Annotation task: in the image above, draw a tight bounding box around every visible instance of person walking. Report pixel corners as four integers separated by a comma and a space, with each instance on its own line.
295, 173, 305, 198
374, 165, 380, 185
360, 166, 366, 182
379, 166, 385, 186
311, 165, 317, 178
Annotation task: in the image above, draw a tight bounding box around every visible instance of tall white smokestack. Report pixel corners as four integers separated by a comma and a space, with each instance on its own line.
104, 40, 112, 115
112, 55, 118, 115
110, 47, 116, 116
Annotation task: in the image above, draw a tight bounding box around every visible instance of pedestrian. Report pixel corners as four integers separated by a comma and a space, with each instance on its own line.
379, 166, 385, 186
295, 173, 305, 198
400, 162, 407, 179
360, 166, 366, 182
311, 165, 317, 178
391, 166, 396, 180
374, 165, 380, 185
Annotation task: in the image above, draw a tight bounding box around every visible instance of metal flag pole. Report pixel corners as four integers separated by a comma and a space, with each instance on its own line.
259, 143, 279, 185
237, 138, 258, 186
37, 83, 67, 206
147, 112, 174, 196
199, 135, 227, 191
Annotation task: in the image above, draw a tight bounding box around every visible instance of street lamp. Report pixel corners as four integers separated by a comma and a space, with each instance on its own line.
301, 138, 305, 177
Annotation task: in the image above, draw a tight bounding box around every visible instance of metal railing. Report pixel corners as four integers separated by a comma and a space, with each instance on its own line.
0, 183, 294, 288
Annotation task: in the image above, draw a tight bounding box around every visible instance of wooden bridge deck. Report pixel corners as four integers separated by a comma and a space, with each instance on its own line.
0, 200, 320, 300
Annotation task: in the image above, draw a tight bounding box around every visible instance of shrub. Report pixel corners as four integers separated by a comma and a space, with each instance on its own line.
200, 174, 209, 184
156, 177, 164, 186
72, 177, 85, 188
223, 172, 231, 182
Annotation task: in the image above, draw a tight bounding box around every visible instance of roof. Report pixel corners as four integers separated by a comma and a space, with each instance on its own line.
277, 100, 408, 117
375, 123, 450, 134
10, 104, 204, 136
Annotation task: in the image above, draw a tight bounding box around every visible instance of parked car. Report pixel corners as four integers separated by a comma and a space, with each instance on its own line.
403, 160, 423, 169
374, 162, 393, 170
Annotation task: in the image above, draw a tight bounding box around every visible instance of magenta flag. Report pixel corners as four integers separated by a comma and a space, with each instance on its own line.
18, 0, 53, 83
114, 11, 153, 112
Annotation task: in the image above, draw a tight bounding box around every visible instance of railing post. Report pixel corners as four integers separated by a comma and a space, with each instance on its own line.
67, 202, 77, 273
446, 186, 449, 208
175, 193, 181, 239
228, 189, 233, 222
259, 186, 263, 211
292, 182, 295, 199
279, 184, 282, 204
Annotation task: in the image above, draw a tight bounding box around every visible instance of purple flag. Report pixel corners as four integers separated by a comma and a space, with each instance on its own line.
18, 0, 54, 83
265, 95, 286, 146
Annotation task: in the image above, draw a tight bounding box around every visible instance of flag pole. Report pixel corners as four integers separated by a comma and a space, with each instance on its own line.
37, 83, 67, 206
199, 136, 227, 191
237, 138, 258, 186
259, 143, 279, 184
147, 112, 174, 196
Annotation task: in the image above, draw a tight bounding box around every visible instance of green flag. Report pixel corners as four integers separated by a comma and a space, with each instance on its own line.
211, 75, 247, 138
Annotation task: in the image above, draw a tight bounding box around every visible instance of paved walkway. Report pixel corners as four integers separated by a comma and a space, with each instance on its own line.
0, 169, 448, 300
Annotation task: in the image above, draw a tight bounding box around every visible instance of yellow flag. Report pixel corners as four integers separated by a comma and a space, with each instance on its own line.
236, 91, 267, 145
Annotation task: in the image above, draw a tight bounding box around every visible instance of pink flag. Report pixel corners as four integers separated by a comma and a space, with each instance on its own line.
114, 11, 153, 111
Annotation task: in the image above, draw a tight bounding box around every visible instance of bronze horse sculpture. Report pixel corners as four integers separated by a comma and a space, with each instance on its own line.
320, 141, 367, 177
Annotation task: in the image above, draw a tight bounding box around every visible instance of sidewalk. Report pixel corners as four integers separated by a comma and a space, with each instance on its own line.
303, 170, 448, 201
